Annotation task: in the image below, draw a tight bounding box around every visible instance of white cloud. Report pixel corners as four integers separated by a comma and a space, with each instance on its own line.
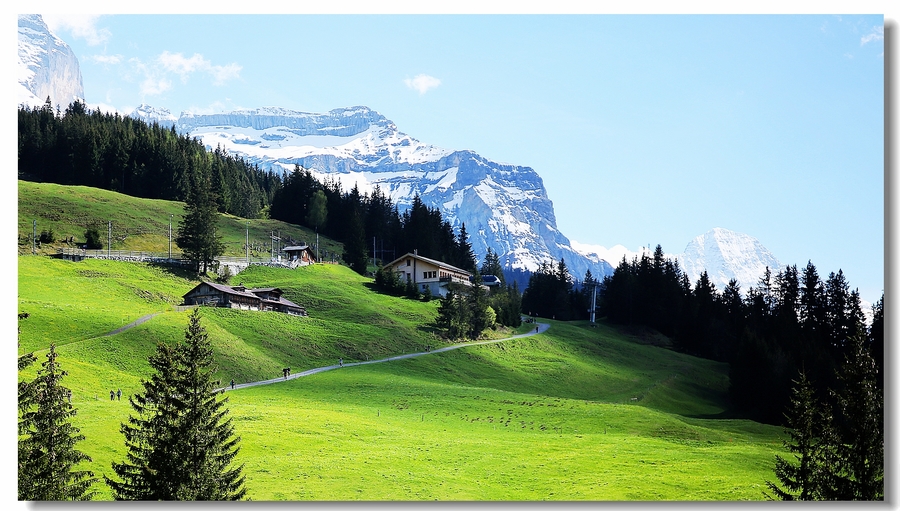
860, 25, 884, 46
42, 14, 110, 46
88, 54, 123, 65
404, 74, 441, 95
157, 51, 242, 85
140, 76, 172, 96
124, 52, 241, 98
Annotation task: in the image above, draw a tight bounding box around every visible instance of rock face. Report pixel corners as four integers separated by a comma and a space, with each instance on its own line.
17, 14, 84, 110
677, 227, 783, 292
177, 106, 612, 279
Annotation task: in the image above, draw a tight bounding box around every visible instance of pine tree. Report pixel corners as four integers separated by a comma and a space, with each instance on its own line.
343, 207, 369, 275
766, 371, 832, 500
829, 332, 883, 500
107, 309, 247, 500
467, 268, 491, 338
176, 168, 225, 274
18, 344, 97, 501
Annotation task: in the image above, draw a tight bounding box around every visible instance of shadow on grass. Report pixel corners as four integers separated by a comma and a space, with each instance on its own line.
146, 261, 202, 280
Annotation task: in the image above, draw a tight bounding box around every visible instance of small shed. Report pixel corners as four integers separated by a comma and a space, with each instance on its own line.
283, 245, 316, 266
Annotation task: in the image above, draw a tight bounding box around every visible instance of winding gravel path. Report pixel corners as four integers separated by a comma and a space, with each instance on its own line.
219, 322, 550, 393
101, 312, 164, 337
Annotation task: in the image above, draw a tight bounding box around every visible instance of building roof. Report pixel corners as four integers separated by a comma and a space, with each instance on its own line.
184, 281, 260, 300
283, 245, 311, 251
385, 252, 472, 277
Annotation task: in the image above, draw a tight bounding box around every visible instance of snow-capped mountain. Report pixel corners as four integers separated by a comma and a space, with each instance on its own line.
675, 228, 783, 292
129, 104, 178, 128
571, 228, 784, 293
174, 106, 613, 279
17, 14, 83, 111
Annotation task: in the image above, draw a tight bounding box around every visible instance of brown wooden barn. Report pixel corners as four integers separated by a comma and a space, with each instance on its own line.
182, 282, 306, 316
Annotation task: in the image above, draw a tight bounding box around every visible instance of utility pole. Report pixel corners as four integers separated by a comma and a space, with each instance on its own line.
168, 214, 173, 261
373, 236, 376, 268
246, 221, 249, 265
589, 282, 599, 324
32, 219, 36, 255
316, 229, 319, 263
108, 221, 111, 258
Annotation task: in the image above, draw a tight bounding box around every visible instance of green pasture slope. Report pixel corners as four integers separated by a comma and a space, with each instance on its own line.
17, 183, 785, 501
17, 180, 344, 258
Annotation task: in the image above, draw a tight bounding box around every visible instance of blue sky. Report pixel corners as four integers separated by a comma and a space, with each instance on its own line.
37, 8, 889, 303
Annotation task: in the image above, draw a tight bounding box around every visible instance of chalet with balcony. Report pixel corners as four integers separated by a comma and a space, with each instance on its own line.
383, 251, 474, 298
182, 282, 307, 316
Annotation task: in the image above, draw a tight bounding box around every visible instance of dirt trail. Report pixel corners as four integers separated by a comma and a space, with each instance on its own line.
219, 322, 551, 392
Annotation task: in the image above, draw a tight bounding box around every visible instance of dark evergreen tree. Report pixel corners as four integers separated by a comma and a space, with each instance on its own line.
107, 310, 247, 500
175, 168, 225, 274
467, 268, 492, 338
456, 223, 476, 273
766, 371, 833, 500
18, 344, 97, 501
828, 332, 883, 500
480, 247, 505, 285
343, 207, 369, 275
869, 293, 884, 388
84, 228, 102, 250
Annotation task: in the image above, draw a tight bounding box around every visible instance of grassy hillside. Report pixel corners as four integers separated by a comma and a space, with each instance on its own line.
17, 180, 344, 259
17, 182, 785, 500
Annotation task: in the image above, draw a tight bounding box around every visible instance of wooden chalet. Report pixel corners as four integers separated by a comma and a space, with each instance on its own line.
383, 251, 474, 298
182, 282, 307, 316
282, 245, 316, 266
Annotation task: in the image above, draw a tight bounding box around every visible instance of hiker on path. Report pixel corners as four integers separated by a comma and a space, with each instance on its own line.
339, 358, 343, 367
110, 390, 114, 401
117, 389, 121, 401
535, 325, 539, 333
231, 379, 235, 390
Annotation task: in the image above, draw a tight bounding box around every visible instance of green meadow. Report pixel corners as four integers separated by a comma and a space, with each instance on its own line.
17, 182, 785, 500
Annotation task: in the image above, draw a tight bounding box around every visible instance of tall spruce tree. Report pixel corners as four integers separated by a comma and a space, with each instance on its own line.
766, 371, 833, 500
18, 344, 97, 501
176, 168, 225, 274
107, 309, 247, 500
829, 332, 883, 500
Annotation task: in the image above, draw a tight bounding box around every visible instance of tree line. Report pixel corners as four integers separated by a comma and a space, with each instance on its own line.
18, 100, 280, 220
589, 245, 882, 499
597, 245, 881, 426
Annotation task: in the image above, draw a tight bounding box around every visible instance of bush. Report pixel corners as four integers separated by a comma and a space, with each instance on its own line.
84, 229, 102, 250
38, 229, 55, 244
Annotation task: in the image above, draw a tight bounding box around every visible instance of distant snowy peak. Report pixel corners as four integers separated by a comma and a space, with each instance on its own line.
129, 104, 178, 128
570, 240, 652, 268
679, 227, 783, 291
17, 14, 83, 111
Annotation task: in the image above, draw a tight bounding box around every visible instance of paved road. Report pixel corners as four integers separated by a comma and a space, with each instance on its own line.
218, 322, 550, 393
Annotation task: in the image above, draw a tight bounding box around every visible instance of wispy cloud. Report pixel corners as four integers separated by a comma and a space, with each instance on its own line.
42, 14, 110, 46
157, 51, 242, 86
404, 74, 441, 95
860, 25, 884, 46
126, 52, 241, 97
88, 54, 123, 65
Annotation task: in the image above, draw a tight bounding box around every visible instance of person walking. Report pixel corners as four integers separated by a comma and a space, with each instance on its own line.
110, 390, 114, 401
231, 379, 235, 390
116, 389, 121, 401
339, 357, 343, 367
